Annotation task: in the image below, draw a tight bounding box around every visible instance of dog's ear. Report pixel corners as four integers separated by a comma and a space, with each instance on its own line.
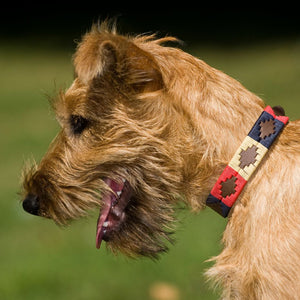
117, 39, 164, 93
74, 30, 164, 93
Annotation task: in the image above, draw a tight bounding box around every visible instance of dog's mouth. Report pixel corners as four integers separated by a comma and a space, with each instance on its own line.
96, 177, 133, 249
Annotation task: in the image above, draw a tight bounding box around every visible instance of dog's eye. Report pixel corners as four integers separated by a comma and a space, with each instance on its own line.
70, 115, 89, 135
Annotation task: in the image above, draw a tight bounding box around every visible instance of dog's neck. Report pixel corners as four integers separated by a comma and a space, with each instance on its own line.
155, 48, 282, 210
166, 57, 267, 208
160, 50, 265, 160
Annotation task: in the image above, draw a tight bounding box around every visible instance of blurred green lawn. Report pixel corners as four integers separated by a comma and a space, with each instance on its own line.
0, 37, 299, 300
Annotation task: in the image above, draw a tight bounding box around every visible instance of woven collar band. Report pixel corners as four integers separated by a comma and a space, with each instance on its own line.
206, 106, 289, 218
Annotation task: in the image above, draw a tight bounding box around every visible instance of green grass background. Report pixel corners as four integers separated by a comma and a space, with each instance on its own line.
0, 37, 299, 300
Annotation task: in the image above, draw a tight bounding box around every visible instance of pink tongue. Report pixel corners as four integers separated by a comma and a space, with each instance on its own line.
96, 193, 111, 249
96, 178, 124, 249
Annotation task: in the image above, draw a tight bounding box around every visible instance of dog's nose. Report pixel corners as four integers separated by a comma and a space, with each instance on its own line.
23, 194, 40, 216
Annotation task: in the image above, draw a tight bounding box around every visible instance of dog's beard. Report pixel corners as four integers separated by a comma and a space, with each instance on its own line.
23, 158, 178, 259
102, 179, 176, 258
94, 164, 177, 259
106, 194, 175, 259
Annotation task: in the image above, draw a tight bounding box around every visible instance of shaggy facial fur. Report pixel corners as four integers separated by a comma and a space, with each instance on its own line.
22, 23, 300, 298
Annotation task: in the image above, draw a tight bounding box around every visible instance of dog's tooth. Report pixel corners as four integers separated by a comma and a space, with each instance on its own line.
117, 191, 122, 197
113, 209, 121, 217
122, 178, 126, 183
103, 221, 109, 227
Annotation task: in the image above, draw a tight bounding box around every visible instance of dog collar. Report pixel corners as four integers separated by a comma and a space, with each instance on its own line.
206, 106, 289, 217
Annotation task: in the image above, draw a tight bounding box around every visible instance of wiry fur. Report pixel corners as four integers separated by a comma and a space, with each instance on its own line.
22, 22, 300, 298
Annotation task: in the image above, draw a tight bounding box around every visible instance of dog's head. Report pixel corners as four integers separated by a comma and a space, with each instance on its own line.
22, 24, 196, 258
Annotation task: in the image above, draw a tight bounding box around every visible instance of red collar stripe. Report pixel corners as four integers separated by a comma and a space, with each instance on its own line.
206, 106, 289, 217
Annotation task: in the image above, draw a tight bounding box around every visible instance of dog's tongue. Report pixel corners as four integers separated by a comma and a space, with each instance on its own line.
96, 178, 124, 249
96, 193, 112, 249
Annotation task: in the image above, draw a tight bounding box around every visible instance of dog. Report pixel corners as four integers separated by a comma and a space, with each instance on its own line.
22, 22, 300, 299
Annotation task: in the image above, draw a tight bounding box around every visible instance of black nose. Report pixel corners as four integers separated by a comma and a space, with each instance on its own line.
23, 194, 40, 216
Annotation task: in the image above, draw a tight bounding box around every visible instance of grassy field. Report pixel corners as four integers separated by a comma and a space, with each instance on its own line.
0, 37, 299, 300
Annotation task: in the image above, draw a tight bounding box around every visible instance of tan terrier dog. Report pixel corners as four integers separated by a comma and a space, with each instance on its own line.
22, 22, 300, 299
